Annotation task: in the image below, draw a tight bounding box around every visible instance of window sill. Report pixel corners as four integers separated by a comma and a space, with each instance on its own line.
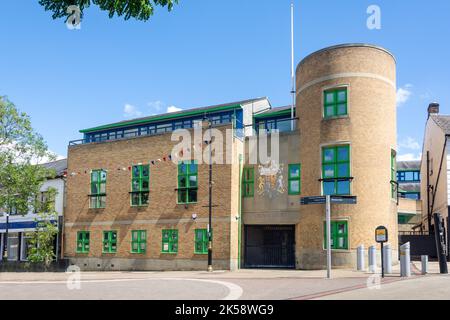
322, 249, 350, 253
161, 252, 178, 255
322, 115, 349, 121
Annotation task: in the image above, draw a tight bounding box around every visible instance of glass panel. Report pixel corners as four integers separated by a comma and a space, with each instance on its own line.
323, 148, 335, 163
188, 190, 198, 203
189, 175, 198, 187
189, 163, 198, 174
337, 146, 349, 162
132, 179, 140, 191
290, 165, 300, 178
179, 163, 187, 174
337, 90, 347, 102
276, 119, 291, 133
323, 165, 335, 178
323, 182, 335, 195
337, 180, 351, 195
142, 179, 149, 190
100, 171, 107, 181
290, 180, 300, 193
178, 190, 187, 203
132, 166, 140, 178
325, 106, 334, 117
141, 193, 149, 205
325, 92, 335, 104
337, 163, 349, 178
178, 176, 187, 188
337, 104, 347, 115
142, 166, 149, 177
99, 183, 106, 194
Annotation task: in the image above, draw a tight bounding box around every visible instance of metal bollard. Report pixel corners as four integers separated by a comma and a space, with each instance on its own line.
369, 245, 377, 273
421, 255, 428, 275
383, 243, 392, 274
400, 242, 411, 277
357, 245, 366, 271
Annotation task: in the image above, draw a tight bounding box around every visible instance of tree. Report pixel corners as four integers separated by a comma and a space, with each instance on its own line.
0, 96, 55, 216
27, 188, 59, 267
38, 0, 178, 22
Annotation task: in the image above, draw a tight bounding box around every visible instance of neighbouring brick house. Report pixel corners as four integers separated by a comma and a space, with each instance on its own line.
65, 44, 400, 271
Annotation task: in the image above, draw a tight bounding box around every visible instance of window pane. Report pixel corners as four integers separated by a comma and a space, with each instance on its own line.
337, 180, 350, 195
337, 146, 349, 162
323, 165, 335, 178
132, 166, 140, 178
131, 193, 140, 205
289, 165, 300, 178
178, 190, 187, 203
188, 189, 198, 203
337, 163, 349, 178
325, 106, 334, 117
100, 171, 107, 181
323, 182, 335, 195
142, 166, 149, 177
132, 179, 140, 191
189, 163, 198, 174
337, 104, 347, 115
323, 148, 335, 163
189, 175, 198, 187
325, 92, 334, 104
337, 90, 347, 102
290, 180, 300, 193
178, 176, 187, 188
141, 193, 149, 205
179, 163, 187, 174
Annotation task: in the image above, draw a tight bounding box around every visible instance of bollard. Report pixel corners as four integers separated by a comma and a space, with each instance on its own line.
400, 242, 411, 277
357, 245, 366, 271
383, 243, 392, 274
369, 245, 377, 273
421, 255, 428, 275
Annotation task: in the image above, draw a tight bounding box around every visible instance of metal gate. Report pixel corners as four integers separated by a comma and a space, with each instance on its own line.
244, 225, 295, 268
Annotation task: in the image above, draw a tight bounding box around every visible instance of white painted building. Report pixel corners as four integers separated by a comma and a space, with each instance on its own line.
0, 159, 67, 261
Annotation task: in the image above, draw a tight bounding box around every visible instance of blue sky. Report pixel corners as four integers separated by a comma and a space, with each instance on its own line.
1, 0, 449, 159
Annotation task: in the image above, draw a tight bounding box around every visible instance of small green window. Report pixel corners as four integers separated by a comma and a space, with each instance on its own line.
288, 164, 301, 195
177, 162, 198, 204
194, 229, 209, 254
322, 145, 351, 196
162, 229, 178, 253
243, 167, 254, 197
324, 88, 348, 118
131, 230, 147, 254
90, 169, 107, 209
324, 221, 349, 250
76, 231, 90, 253
391, 150, 397, 199
103, 231, 117, 253
131, 165, 150, 206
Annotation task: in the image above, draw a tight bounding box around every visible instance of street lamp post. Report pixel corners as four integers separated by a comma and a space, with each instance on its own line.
207, 119, 213, 272
2, 211, 10, 262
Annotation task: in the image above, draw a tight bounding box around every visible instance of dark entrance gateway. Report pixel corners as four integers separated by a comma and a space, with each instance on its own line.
244, 225, 295, 269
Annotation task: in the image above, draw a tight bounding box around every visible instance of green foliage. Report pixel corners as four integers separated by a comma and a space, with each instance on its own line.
27, 188, 59, 266
0, 96, 56, 215
38, 0, 178, 21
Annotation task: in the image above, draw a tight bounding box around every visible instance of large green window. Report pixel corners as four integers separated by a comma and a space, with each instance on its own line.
288, 164, 301, 195
90, 169, 107, 208
194, 229, 209, 254
103, 231, 117, 253
76, 231, 90, 253
243, 167, 254, 197
324, 88, 348, 118
131, 230, 147, 254
324, 221, 349, 250
391, 150, 397, 199
322, 145, 351, 195
177, 162, 198, 204
162, 229, 178, 253
131, 165, 150, 206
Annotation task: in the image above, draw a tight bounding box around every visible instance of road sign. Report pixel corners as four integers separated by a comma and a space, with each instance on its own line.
301, 196, 357, 205
375, 226, 388, 243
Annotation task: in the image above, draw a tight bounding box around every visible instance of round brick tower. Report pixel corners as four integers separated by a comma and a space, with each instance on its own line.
296, 44, 397, 269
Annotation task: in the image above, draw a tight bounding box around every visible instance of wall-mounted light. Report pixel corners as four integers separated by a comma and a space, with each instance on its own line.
192, 213, 198, 221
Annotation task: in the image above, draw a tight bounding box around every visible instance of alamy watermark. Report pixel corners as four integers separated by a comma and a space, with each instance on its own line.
66, 5, 81, 30
367, 5, 381, 30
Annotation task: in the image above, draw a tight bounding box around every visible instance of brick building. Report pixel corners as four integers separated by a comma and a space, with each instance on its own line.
64, 44, 399, 270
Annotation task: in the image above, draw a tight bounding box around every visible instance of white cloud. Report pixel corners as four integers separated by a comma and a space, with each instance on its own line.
399, 137, 421, 151
167, 105, 182, 113
397, 84, 413, 107
397, 153, 421, 161
147, 100, 164, 111
123, 104, 142, 118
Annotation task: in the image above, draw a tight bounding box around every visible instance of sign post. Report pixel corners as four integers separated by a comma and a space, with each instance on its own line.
300, 196, 357, 279
325, 195, 331, 279
375, 226, 388, 278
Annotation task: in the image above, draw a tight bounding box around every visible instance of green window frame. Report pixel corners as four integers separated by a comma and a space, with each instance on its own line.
324, 88, 348, 118
288, 164, 301, 195
243, 167, 254, 197
177, 161, 198, 204
324, 221, 349, 250
162, 229, 178, 253
194, 229, 209, 254
102, 231, 117, 253
131, 165, 150, 206
131, 230, 147, 254
76, 231, 90, 253
322, 145, 351, 195
90, 169, 107, 209
391, 150, 397, 199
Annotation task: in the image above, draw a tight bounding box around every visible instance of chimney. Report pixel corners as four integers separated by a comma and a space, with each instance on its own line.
428, 102, 440, 117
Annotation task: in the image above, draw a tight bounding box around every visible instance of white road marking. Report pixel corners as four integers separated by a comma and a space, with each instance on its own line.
0, 277, 243, 300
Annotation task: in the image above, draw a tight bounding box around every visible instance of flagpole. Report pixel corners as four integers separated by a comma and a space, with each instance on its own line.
290, 2, 296, 131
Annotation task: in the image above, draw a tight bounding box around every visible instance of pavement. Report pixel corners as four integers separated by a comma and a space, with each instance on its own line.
0, 262, 449, 300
